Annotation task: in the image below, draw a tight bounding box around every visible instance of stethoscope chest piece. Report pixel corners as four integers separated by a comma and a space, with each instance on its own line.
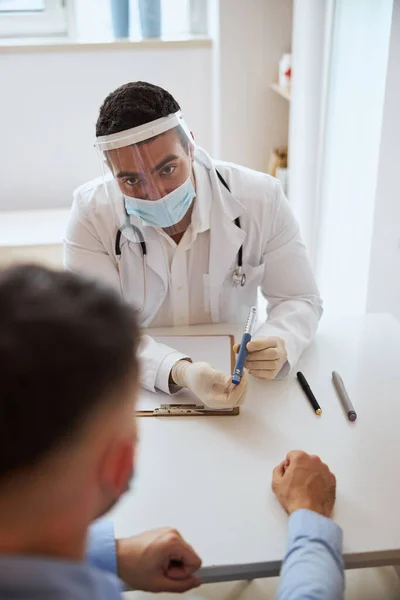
233, 267, 246, 287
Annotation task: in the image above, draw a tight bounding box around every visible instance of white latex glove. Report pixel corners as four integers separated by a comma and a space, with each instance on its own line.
171, 360, 247, 409
233, 337, 287, 380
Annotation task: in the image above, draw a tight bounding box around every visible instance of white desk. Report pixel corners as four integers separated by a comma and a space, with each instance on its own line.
110, 314, 400, 580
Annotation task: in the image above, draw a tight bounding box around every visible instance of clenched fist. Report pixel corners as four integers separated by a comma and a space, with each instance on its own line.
272, 450, 336, 518
116, 527, 202, 592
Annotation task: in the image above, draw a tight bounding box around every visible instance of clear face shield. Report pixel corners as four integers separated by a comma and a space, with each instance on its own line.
95, 111, 196, 243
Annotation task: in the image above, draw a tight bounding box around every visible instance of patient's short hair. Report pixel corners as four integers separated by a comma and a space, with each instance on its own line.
0, 265, 139, 482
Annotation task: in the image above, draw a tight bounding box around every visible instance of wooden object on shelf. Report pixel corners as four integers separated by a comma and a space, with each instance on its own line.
267, 146, 288, 178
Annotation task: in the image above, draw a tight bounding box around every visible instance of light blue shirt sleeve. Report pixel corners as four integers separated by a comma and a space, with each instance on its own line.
277, 509, 345, 600
86, 520, 117, 576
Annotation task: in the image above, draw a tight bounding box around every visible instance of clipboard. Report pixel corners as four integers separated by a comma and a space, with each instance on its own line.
137, 334, 239, 417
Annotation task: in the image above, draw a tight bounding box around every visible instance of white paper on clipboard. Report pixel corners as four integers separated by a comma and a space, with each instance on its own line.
137, 335, 233, 412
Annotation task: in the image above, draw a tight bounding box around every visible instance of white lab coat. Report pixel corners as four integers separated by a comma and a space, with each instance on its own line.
64, 148, 322, 393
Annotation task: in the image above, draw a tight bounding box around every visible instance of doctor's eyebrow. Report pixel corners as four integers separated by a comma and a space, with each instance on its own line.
116, 170, 140, 179
150, 155, 180, 173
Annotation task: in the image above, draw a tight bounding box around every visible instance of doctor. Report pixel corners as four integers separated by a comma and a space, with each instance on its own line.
64, 81, 322, 408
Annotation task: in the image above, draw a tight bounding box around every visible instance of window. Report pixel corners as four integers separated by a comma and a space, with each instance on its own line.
0, 0, 67, 37
0, 0, 208, 41
73, 0, 202, 42
0, 1, 44, 9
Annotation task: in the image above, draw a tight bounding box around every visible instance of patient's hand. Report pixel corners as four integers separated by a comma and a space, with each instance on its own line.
272, 450, 336, 518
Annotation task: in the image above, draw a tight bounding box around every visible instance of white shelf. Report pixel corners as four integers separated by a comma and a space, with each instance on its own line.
271, 82, 291, 102
0, 35, 212, 54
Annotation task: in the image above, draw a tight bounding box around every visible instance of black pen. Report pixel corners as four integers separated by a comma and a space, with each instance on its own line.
297, 372, 322, 415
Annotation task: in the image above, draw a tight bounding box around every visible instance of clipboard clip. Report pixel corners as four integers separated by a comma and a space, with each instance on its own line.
153, 403, 207, 416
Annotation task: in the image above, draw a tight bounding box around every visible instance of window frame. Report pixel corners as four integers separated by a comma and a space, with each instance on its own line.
0, 0, 67, 38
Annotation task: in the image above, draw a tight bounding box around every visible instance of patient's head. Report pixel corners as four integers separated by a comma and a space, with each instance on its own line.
0, 265, 139, 556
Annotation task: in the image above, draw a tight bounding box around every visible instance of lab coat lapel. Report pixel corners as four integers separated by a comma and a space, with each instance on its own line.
120, 227, 168, 327
121, 209, 169, 295
123, 215, 169, 298
208, 166, 246, 322
142, 226, 169, 293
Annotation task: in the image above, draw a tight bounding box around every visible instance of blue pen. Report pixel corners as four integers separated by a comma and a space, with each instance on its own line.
232, 306, 257, 384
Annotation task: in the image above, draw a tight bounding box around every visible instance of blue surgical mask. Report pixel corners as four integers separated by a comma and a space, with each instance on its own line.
124, 177, 196, 228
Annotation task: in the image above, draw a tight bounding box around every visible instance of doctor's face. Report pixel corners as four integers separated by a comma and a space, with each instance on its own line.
107, 128, 194, 201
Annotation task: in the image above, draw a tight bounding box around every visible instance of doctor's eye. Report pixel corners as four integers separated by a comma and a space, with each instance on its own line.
161, 164, 176, 177
124, 177, 140, 186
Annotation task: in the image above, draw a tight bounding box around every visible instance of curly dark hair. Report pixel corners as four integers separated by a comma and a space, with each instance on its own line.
96, 81, 181, 137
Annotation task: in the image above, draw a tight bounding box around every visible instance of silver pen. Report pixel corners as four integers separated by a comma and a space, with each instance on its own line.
332, 371, 357, 422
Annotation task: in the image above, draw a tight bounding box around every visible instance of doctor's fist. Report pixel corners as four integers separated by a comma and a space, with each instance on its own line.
233, 337, 287, 380
116, 527, 202, 592
171, 360, 247, 409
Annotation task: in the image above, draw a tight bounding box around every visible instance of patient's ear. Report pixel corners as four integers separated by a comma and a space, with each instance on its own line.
98, 436, 135, 500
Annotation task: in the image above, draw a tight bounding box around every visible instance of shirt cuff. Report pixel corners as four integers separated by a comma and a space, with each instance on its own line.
155, 351, 190, 394
287, 509, 343, 556
86, 519, 117, 576
275, 360, 290, 379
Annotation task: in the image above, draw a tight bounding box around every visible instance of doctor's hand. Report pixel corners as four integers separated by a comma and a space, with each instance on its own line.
171, 360, 247, 409
116, 527, 202, 593
233, 337, 287, 380
272, 451, 336, 518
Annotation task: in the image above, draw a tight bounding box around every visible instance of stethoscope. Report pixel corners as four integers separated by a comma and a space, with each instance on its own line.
115, 169, 246, 311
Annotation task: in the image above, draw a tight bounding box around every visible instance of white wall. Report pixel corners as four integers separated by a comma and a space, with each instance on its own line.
216, 0, 292, 172
315, 0, 393, 316
0, 45, 212, 211
367, 0, 400, 320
